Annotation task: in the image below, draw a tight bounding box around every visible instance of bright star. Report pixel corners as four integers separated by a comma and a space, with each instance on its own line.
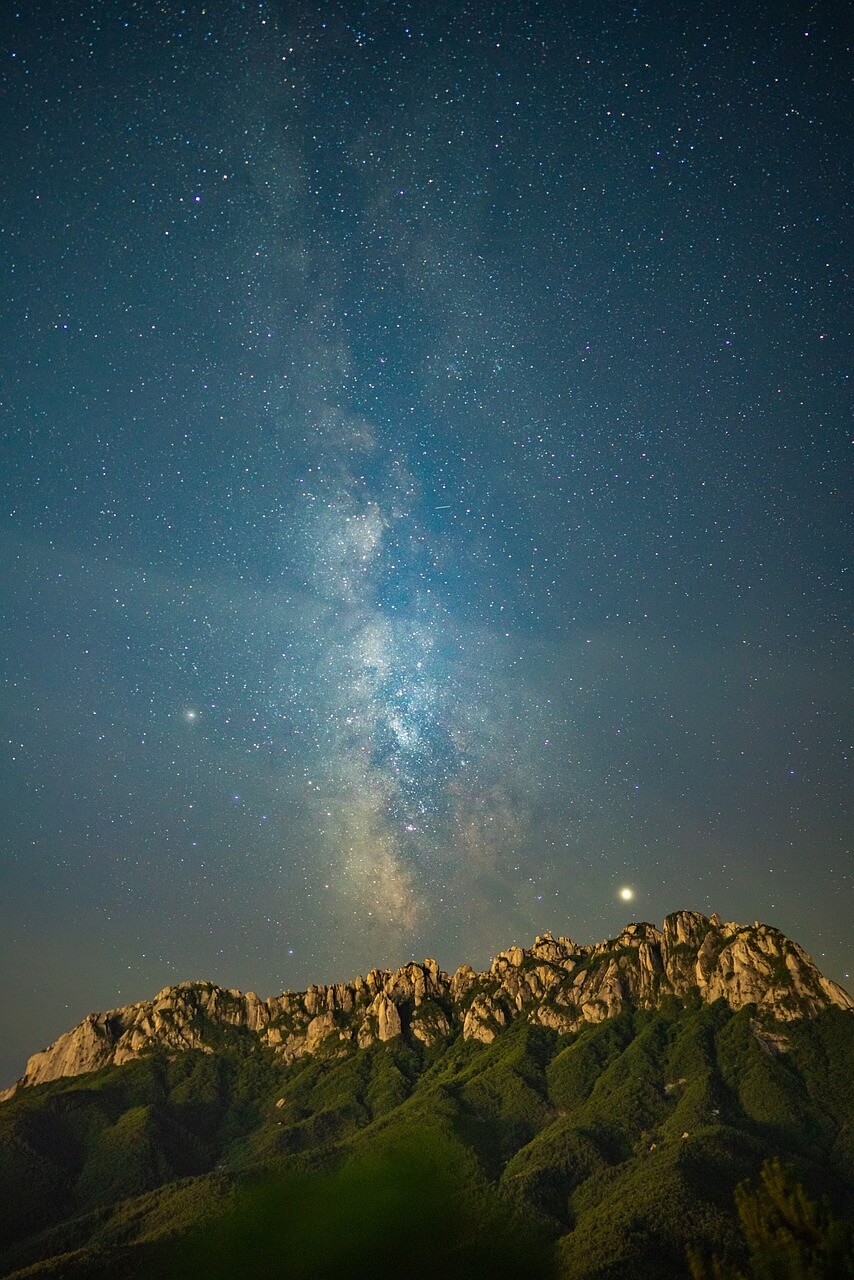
619, 886, 635, 902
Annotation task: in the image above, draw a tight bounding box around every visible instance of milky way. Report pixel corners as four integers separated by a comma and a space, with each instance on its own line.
271, 402, 550, 933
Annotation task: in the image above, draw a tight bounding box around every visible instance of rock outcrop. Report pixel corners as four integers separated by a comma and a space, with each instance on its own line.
3, 911, 851, 1101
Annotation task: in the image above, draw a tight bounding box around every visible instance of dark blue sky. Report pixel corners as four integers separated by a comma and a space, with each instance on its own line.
1, 0, 850, 1084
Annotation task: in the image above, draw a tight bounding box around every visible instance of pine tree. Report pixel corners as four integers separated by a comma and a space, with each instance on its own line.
688, 1157, 854, 1280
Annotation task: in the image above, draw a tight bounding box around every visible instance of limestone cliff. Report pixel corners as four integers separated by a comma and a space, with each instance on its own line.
3, 911, 851, 1101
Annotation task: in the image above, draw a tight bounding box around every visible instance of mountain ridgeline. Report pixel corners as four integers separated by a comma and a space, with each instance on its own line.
1, 911, 852, 1280
5, 910, 852, 1099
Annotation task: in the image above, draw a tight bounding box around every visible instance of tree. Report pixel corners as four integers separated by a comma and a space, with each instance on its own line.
688, 1157, 853, 1280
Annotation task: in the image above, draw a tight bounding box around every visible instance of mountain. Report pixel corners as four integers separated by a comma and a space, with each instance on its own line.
1, 911, 851, 1279
4, 910, 851, 1101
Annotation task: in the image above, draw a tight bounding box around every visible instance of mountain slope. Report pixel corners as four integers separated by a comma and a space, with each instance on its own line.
0, 1003, 851, 1279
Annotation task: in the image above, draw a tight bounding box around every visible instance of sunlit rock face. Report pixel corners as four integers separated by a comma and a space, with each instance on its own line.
3, 911, 851, 1101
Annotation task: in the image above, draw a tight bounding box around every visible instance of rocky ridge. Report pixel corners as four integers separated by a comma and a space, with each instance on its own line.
4, 910, 851, 1101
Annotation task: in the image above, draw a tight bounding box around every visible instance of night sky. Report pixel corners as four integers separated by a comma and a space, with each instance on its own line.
1, 0, 850, 1086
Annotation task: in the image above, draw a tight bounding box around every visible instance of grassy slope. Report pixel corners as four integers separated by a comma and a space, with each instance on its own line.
0, 1002, 850, 1279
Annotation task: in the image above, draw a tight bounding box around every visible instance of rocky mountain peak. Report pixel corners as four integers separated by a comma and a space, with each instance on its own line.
3, 910, 851, 1102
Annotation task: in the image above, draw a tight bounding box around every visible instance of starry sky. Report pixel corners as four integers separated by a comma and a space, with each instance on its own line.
0, 0, 850, 1085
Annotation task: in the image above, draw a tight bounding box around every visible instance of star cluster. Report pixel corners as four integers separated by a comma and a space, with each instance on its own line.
0, 1, 850, 1084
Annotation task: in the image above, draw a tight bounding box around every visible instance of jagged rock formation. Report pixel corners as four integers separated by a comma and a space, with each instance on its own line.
3, 911, 851, 1101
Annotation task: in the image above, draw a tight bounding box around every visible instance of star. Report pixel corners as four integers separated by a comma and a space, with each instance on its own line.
0, 0, 848, 1091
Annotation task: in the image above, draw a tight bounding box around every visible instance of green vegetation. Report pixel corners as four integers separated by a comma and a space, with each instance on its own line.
0, 1003, 851, 1278
165, 1131, 556, 1280
688, 1157, 854, 1279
